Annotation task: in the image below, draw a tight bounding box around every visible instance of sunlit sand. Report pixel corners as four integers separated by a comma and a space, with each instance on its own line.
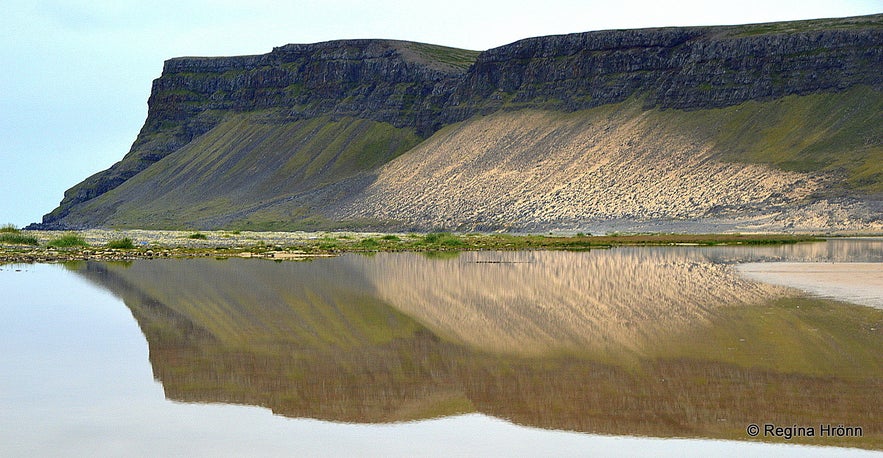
737, 262, 883, 309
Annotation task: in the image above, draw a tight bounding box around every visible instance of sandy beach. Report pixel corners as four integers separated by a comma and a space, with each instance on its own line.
737, 262, 883, 309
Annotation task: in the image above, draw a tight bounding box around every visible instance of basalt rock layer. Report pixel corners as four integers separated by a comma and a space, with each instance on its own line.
34, 14, 883, 232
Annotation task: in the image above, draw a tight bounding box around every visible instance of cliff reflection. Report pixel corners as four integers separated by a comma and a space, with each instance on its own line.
73, 250, 882, 448
353, 250, 784, 356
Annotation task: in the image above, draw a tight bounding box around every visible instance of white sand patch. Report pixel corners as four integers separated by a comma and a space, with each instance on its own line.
737, 262, 883, 309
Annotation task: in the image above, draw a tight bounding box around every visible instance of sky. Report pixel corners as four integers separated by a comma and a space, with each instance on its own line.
1, 1, 880, 227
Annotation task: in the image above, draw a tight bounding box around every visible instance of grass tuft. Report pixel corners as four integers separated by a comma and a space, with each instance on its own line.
188, 233, 208, 240
359, 238, 380, 249
0, 224, 20, 233
47, 234, 89, 248
0, 233, 39, 245
423, 232, 466, 248
106, 238, 135, 249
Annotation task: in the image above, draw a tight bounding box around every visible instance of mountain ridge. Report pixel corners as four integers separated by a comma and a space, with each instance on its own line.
33, 14, 883, 232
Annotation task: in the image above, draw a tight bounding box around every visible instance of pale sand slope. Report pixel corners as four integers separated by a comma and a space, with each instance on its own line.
334, 105, 866, 231
737, 262, 883, 309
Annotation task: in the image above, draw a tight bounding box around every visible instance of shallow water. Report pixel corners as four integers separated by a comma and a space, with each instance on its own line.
1, 239, 881, 456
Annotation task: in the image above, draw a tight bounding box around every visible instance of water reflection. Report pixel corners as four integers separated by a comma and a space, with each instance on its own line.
72, 241, 883, 449
354, 250, 783, 356
703, 237, 883, 263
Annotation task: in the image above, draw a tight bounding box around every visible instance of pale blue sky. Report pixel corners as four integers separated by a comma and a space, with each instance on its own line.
1, 0, 880, 227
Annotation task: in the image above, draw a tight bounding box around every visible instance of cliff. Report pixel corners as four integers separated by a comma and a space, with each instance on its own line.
453, 18, 882, 112
34, 14, 883, 231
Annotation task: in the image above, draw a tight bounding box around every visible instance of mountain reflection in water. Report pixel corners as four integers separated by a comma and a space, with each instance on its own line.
72, 246, 882, 449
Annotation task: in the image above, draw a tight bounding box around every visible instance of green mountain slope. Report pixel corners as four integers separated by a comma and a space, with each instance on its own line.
692, 86, 883, 193
60, 112, 420, 229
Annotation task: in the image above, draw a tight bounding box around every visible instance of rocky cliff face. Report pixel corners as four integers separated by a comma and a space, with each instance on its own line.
35, 14, 883, 230
451, 19, 882, 114
149, 40, 473, 135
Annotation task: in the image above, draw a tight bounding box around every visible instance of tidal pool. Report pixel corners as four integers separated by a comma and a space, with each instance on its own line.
1, 239, 880, 456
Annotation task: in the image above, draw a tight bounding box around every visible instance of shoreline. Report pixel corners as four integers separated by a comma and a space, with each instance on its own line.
0, 229, 827, 265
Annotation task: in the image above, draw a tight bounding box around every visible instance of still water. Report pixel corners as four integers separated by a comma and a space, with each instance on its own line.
1, 239, 881, 457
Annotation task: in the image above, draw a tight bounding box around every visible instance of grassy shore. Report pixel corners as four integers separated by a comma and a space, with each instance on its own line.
0, 229, 825, 264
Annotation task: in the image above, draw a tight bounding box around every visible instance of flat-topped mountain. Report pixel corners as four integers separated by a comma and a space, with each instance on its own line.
34, 14, 883, 232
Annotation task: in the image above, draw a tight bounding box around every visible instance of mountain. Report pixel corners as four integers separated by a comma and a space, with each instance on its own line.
33, 14, 883, 232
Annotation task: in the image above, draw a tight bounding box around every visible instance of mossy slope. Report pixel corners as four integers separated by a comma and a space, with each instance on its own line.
675, 86, 883, 193
62, 112, 421, 229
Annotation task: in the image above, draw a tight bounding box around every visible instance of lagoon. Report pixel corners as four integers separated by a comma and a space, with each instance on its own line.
1, 240, 881, 456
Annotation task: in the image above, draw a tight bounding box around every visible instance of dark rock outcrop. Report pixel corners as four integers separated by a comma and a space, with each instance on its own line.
451, 20, 882, 115
33, 14, 883, 230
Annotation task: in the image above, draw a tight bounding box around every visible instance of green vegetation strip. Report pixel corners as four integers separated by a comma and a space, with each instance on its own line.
0, 233, 39, 246
0, 231, 823, 264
